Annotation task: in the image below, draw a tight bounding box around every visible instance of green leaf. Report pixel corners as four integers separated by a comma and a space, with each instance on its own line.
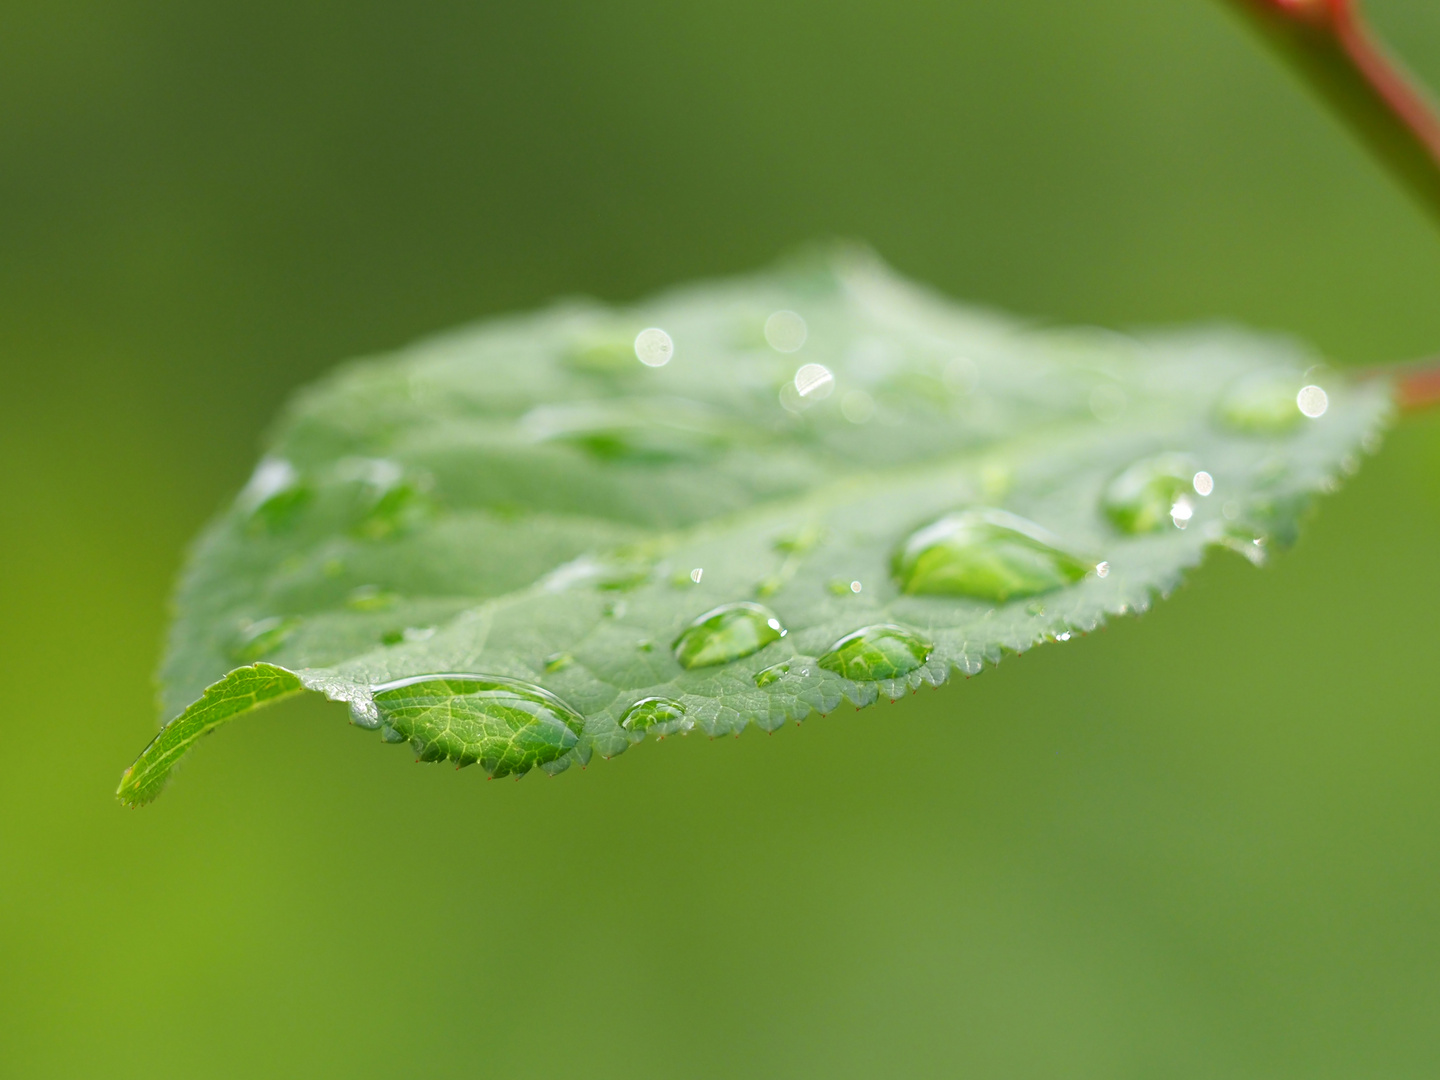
119, 246, 1393, 804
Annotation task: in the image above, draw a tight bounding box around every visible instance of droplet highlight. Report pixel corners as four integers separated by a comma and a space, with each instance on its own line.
894, 508, 1092, 602
371, 674, 585, 777
764, 310, 808, 352
672, 601, 787, 669
634, 327, 674, 367
1297, 384, 1329, 418
817, 625, 932, 681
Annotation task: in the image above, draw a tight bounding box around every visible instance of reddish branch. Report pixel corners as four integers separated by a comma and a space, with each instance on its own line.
1225, 0, 1440, 225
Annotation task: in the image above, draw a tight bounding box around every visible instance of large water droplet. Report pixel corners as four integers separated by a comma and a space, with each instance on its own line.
1219, 371, 1305, 433
894, 508, 1091, 601
371, 674, 584, 777
672, 601, 787, 668
1102, 453, 1199, 534
817, 625, 932, 681
620, 697, 691, 736
754, 661, 791, 687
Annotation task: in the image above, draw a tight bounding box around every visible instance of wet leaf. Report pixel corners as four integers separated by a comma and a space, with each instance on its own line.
120, 246, 1392, 804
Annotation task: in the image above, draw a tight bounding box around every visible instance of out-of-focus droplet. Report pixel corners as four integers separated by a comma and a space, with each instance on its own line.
1096, 561, 1110, 578
620, 697, 690, 736
689, 567, 703, 583
894, 508, 1092, 602
1297, 384, 1329, 418
347, 584, 398, 611
371, 674, 584, 777
634, 327, 674, 367
765, 310, 808, 353
794, 363, 834, 399
1193, 471, 1214, 496
1102, 453, 1198, 534
543, 652, 574, 673
1170, 495, 1194, 529
231, 616, 300, 662
817, 625, 932, 681
1219, 371, 1304, 432
672, 601, 787, 668
841, 389, 875, 424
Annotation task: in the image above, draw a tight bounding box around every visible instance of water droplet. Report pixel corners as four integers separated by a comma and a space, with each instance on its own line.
689, 567, 703, 583
1193, 471, 1215, 496
1102, 453, 1199, 534
894, 508, 1092, 602
841, 389, 875, 423
1055, 631, 1072, 642
1095, 561, 1111, 578
1219, 371, 1304, 432
754, 661, 791, 687
634, 327, 674, 367
636, 639, 653, 652
240, 457, 311, 533
765, 310, 808, 352
347, 584, 398, 611
672, 601, 787, 669
1026, 600, 1045, 616
231, 616, 300, 662
826, 578, 855, 596
1297, 384, 1329, 418
774, 525, 823, 554
371, 674, 585, 777
793, 363, 834, 399
354, 480, 432, 540
850, 580, 862, 593
754, 575, 783, 598
620, 697, 690, 735
817, 625, 932, 681
544, 652, 574, 673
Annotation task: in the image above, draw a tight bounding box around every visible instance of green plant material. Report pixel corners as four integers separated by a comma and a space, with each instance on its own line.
119, 247, 1393, 805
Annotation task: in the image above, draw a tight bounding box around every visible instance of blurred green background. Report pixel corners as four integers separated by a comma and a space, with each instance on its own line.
4, 0, 1440, 1075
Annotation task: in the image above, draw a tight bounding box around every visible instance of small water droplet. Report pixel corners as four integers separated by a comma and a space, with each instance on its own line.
1055, 631, 1072, 642
841, 390, 875, 424
637, 639, 653, 652
673, 601, 787, 668
826, 578, 856, 596
1095, 561, 1110, 578
241, 457, 311, 533
231, 616, 299, 662
850, 580, 862, 593
634, 327, 674, 367
1102, 453, 1198, 534
347, 584, 399, 611
754, 661, 791, 687
354, 480, 432, 540
774, 525, 823, 554
603, 599, 627, 619
371, 674, 584, 777
754, 575, 783, 598
690, 567, 703, 583
1193, 471, 1214, 496
620, 697, 690, 735
817, 624, 932, 681
544, 652, 574, 673
1170, 495, 1194, 529
765, 310, 808, 352
1026, 600, 1045, 616
793, 362, 834, 399
894, 508, 1092, 602
1297, 384, 1329, 418
1219, 371, 1305, 433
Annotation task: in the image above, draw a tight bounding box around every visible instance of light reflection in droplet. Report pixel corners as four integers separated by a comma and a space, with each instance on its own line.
794, 363, 834, 399
841, 389, 875, 424
1193, 471, 1214, 496
1297, 384, 1328, 418
1055, 631, 1072, 642
689, 567, 703, 583
765, 310, 808, 353
1095, 561, 1110, 578
849, 580, 862, 593
1170, 495, 1194, 529
634, 327, 674, 367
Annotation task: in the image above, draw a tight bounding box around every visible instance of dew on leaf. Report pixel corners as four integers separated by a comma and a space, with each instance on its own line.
231, 616, 299, 662
241, 457, 312, 534
1297, 384, 1329, 418
354, 481, 432, 541
1102, 452, 1199, 534
634, 327, 674, 367
754, 661, 791, 687
1193, 470, 1215, 496
894, 508, 1092, 601
543, 652, 574, 673
673, 601, 786, 668
371, 674, 585, 777
817, 624, 932, 681
1219, 371, 1305, 433
620, 697, 690, 735
793, 363, 834, 399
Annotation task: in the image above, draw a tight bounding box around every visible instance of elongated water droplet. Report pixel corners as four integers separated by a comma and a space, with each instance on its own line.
1102, 453, 1199, 534
371, 674, 584, 778
817, 625, 932, 681
543, 652, 574, 673
231, 616, 300, 662
1219, 371, 1305, 433
754, 661, 791, 687
672, 601, 786, 668
894, 508, 1091, 602
620, 697, 690, 736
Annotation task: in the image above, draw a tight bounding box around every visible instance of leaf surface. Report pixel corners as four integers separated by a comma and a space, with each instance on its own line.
120, 247, 1392, 804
